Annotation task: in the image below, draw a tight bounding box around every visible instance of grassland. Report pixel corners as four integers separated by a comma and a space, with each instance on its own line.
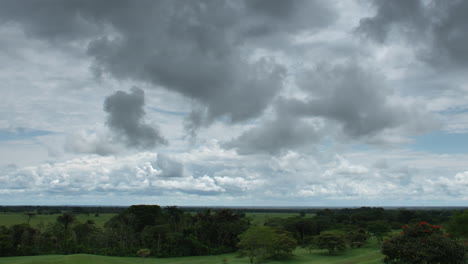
0, 244, 383, 264
0, 212, 306, 228
245, 212, 314, 225
0, 213, 116, 228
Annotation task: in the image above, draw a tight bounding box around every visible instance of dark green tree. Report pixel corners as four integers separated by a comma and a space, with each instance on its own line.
447, 210, 468, 238
367, 220, 391, 243
271, 229, 297, 258
346, 229, 369, 248
313, 232, 346, 255
56, 212, 76, 231
238, 226, 275, 264
24, 212, 36, 225
382, 222, 466, 264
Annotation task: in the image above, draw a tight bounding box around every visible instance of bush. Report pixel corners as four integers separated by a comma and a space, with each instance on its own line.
313, 232, 346, 255
382, 222, 466, 264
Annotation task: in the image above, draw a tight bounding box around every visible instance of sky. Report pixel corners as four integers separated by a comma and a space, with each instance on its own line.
1, 0, 468, 207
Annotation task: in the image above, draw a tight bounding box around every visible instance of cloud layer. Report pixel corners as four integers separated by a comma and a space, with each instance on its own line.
1, 1, 468, 205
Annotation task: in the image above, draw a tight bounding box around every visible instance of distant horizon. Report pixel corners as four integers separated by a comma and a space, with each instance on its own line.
2, 204, 468, 210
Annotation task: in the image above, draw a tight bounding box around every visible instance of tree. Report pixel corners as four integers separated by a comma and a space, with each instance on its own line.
238, 226, 275, 264
367, 221, 391, 243
24, 212, 36, 225
313, 232, 346, 255
237, 226, 297, 263
271, 229, 297, 259
346, 229, 369, 248
447, 210, 468, 238
382, 222, 466, 264
57, 212, 76, 231
73, 220, 99, 252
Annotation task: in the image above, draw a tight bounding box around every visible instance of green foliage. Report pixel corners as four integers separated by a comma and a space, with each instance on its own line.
271, 229, 297, 259
238, 226, 297, 263
313, 232, 346, 255
447, 210, 468, 238
382, 222, 467, 264
264, 216, 329, 245
0, 206, 463, 260
137, 248, 151, 257
366, 220, 391, 242
56, 212, 76, 231
238, 226, 275, 263
345, 229, 369, 248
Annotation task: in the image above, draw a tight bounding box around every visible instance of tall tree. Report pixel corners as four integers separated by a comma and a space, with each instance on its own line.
313, 232, 346, 255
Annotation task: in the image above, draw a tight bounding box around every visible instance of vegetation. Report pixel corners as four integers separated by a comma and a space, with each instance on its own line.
0, 246, 384, 264
0, 205, 249, 257
448, 210, 468, 238
382, 222, 467, 264
312, 232, 346, 255
238, 226, 296, 263
0, 212, 115, 229
1, 205, 467, 263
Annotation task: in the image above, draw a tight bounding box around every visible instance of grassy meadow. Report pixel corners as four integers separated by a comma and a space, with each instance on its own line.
0, 243, 383, 264
0, 212, 306, 228
245, 212, 314, 225
0, 213, 116, 228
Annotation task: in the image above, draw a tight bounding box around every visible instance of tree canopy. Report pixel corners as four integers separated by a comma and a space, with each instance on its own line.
382, 222, 466, 264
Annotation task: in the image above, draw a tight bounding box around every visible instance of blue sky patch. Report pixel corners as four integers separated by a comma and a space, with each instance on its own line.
410, 131, 468, 154
0, 128, 54, 141
148, 106, 189, 117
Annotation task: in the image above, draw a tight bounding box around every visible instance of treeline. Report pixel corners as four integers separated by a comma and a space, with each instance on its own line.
0, 206, 126, 215
0, 205, 466, 260
261, 207, 453, 246
0, 205, 249, 257
241, 207, 468, 263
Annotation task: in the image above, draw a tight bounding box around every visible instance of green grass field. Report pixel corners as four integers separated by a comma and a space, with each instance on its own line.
0, 212, 307, 228
245, 212, 314, 225
0, 244, 383, 264
0, 213, 116, 228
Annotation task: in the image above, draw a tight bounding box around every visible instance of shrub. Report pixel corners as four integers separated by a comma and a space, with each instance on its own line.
382, 222, 466, 264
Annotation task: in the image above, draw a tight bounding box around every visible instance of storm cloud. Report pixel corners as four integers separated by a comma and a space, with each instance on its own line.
0, 0, 336, 134
357, 0, 468, 68
224, 116, 321, 155
227, 63, 438, 155
104, 87, 166, 149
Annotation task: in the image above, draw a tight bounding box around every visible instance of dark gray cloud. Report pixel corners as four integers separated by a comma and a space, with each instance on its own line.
286, 63, 437, 138
0, 0, 336, 134
356, 0, 426, 43
357, 0, 468, 67
226, 63, 437, 154
284, 64, 403, 138
104, 87, 166, 149
155, 154, 183, 178
224, 116, 320, 155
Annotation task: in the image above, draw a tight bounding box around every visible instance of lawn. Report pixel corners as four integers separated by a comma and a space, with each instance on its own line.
0, 242, 383, 264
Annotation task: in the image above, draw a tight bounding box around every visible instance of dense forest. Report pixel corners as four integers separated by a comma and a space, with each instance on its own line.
0, 205, 467, 263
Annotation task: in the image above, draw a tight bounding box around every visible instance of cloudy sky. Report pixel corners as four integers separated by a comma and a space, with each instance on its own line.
1, 0, 468, 206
